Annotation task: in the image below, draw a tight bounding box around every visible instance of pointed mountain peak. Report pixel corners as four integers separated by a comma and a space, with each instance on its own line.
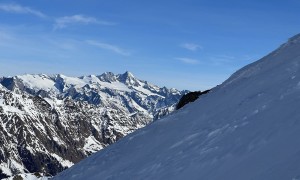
118, 71, 140, 86
122, 71, 135, 78
118, 71, 136, 81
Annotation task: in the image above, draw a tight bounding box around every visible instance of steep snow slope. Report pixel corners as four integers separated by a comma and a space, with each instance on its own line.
0, 72, 186, 178
54, 34, 300, 180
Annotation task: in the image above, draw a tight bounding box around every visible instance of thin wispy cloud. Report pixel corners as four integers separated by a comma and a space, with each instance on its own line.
180, 43, 202, 51
176, 57, 200, 65
54, 15, 115, 29
0, 3, 46, 18
86, 40, 130, 56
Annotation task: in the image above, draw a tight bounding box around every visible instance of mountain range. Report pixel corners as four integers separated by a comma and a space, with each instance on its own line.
53, 34, 300, 180
0, 71, 187, 179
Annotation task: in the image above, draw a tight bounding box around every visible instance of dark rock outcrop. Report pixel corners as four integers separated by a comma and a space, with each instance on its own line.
176, 90, 210, 110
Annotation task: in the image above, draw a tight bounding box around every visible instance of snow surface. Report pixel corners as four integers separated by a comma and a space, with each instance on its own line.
51, 154, 74, 168
17, 74, 58, 92
83, 136, 103, 154
4, 173, 50, 180
0, 163, 12, 176
98, 81, 132, 92
59, 74, 86, 88
133, 85, 163, 97
16, 73, 147, 93
53, 34, 300, 180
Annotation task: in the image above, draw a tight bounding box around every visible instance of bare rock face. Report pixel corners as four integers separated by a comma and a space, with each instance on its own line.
0, 72, 187, 178
176, 90, 210, 110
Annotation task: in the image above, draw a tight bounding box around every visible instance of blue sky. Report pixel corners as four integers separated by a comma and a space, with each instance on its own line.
0, 0, 300, 90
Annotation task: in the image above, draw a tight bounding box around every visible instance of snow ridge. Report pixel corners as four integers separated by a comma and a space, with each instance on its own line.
53, 34, 300, 180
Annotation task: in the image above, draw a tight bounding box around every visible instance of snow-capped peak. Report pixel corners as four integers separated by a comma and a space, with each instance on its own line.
117, 71, 140, 86
122, 71, 135, 78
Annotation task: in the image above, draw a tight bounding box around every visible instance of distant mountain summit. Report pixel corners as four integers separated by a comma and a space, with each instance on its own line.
53, 35, 300, 180
0, 71, 187, 178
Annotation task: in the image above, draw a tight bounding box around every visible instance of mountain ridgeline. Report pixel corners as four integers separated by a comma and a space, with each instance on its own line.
0, 71, 188, 178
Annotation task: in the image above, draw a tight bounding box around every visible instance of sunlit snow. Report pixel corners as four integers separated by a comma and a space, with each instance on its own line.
54, 34, 300, 180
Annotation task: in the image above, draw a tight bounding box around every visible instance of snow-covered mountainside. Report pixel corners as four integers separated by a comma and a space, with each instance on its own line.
0, 71, 187, 179
54, 34, 300, 180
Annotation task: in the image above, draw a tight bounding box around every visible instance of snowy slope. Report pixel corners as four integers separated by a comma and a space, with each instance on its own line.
54, 34, 300, 180
0, 72, 186, 179
4, 173, 50, 180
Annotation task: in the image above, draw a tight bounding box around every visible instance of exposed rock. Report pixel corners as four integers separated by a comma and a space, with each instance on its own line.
176, 90, 210, 110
